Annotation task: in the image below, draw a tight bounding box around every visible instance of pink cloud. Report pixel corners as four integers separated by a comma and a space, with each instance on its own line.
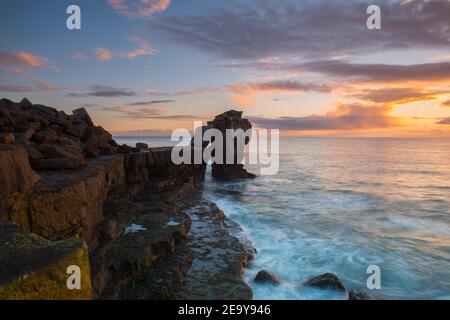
0, 50, 56, 71
92, 37, 156, 61
36, 81, 59, 91
108, 0, 171, 18
93, 48, 114, 62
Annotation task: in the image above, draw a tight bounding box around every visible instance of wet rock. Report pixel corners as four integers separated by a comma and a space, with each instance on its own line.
0, 133, 15, 144
348, 289, 388, 300
173, 199, 255, 300
254, 270, 285, 285
0, 222, 91, 300
303, 273, 346, 292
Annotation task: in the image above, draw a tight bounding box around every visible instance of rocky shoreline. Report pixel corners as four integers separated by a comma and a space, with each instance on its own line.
0, 98, 385, 300
0, 98, 255, 299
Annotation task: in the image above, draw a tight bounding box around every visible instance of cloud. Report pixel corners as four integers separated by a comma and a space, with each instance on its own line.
0, 80, 60, 93
250, 104, 402, 131
350, 88, 449, 104
437, 117, 450, 125
108, 0, 171, 18
67, 85, 136, 97
301, 60, 450, 83
441, 100, 450, 107
153, 0, 450, 60
0, 50, 56, 71
36, 81, 59, 91
93, 48, 114, 62
128, 100, 174, 105
226, 79, 331, 94
231, 60, 450, 84
92, 37, 157, 61
0, 85, 35, 93
101, 105, 204, 120
111, 128, 173, 136
87, 85, 136, 97
150, 79, 331, 98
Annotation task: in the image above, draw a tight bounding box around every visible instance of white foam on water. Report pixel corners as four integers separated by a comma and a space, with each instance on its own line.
166, 219, 181, 226
124, 223, 147, 235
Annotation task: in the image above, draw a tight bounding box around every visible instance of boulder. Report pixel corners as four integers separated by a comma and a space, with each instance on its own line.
0, 133, 15, 144
136, 142, 149, 149
0, 107, 15, 127
348, 289, 387, 300
254, 270, 285, 285
73, 107, 94, 126
0, 144, 40, 194
32, 128, 58, 144
303, 273, 346, 292
15, 128, 35, 144
64, 119, 89, 139
28, 121, 42, 130
20, 98, 33, 108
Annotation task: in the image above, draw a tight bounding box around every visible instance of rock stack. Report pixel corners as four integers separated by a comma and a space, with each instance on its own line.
207, 110, 256, 180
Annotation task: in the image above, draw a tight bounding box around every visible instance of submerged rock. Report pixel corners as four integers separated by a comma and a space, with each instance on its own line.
303, 273, 346, 292
254, 270, 285, 285
348, 289, 388, 300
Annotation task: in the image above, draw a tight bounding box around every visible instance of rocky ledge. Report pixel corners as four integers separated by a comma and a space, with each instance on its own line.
0, 99, 255, 300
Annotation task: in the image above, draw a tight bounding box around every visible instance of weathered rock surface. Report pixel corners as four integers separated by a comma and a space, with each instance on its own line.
254, 270, 285, 285
207, 110, 256, 181
0, 222, 91, 300
0, 144, 40, 195
303, 273, 346, 292
173, 199, 255, 300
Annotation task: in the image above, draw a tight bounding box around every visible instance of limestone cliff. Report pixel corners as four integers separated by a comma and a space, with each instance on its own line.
0, 99, 254, 300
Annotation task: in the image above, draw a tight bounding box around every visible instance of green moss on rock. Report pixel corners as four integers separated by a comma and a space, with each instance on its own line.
0, 222, 92, 300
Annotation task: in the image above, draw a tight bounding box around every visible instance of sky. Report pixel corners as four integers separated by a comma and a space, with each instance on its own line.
1, 0, 450, 137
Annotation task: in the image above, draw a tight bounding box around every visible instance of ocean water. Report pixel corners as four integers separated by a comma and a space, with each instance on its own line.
115, 136, 450, 300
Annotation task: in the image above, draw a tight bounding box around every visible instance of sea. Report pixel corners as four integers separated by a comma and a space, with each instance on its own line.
115, 136, 450, 300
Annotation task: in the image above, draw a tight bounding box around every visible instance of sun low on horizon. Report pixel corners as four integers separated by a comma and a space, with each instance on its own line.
1, 0, 450, 138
